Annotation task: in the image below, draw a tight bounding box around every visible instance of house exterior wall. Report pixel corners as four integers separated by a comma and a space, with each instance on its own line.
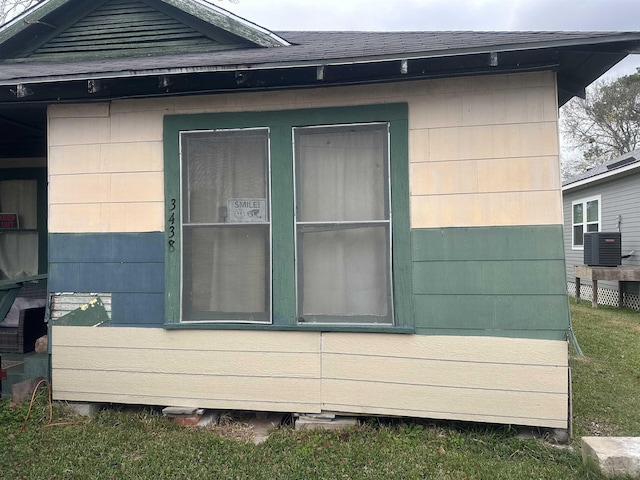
563, 171, 640, 294
48, 71, 570, 428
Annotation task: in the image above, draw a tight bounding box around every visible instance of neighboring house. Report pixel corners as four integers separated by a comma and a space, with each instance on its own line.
1, 0, 640, 432
562, 149, 640, 309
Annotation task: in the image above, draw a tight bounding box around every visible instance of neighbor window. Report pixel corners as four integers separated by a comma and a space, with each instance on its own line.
164, 104, 412, 331
572, 196, 600, 248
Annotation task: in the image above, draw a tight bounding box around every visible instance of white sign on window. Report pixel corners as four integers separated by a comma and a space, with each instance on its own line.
228, 198, 267, 223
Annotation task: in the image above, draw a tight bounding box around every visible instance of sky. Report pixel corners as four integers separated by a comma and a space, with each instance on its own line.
219, 0, 640, 79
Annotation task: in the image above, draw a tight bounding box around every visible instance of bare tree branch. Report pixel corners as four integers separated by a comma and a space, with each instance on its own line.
561, 70, 640, 178
0, 0, 43, 25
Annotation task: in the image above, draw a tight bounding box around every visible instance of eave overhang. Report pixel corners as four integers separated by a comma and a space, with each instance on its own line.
563, 161, 640, 193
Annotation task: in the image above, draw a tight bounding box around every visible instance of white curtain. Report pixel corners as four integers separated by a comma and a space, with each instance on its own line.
0, 180, 38, 280
296, 126, 389, 319
181, 130, 269, 315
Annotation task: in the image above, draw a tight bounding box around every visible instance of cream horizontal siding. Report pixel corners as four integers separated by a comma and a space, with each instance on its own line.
48, 71, 560, 233
321, 333, 568, 429
52, 327, 568, 428
52, 327, 323, 413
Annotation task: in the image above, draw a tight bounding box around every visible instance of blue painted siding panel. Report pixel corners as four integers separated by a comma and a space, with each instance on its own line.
49, 233, 164, 263
49, 233, 165, 327
111, 293, 165, 326
49, 263, 81, 291
76, 263, 164, 293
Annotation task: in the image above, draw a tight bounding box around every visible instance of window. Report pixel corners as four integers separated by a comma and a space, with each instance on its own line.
179, 129, 270, 322
164, 104, 412, 331
572, 196, 600, 249
0, 170, 47, 281
294, 124, 392, 324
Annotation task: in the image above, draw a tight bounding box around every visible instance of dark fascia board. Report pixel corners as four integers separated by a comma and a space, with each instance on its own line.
156, 0, 289, 47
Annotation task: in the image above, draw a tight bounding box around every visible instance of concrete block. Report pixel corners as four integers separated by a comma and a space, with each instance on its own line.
163, 407, 207, 426
162, 406, 200, 416
68, 402, 103, 417
582, 436, 640, 478
250, 413, 285, 444
295, 414, 358, 431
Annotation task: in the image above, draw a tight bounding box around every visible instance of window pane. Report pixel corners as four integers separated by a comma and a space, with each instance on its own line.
0, 232, 38, 280
0, 180, 37, 229
573, 204, 583, 224
299, 226, 389, 320
295, 124, 388, 222
586, 200, 599, 222
183, 226, 269, 317
0, 180, 38, 280
180, 128, 270, 322
181, 129, 269, 224
587, 223, 599, 232
573, 225, 584, 246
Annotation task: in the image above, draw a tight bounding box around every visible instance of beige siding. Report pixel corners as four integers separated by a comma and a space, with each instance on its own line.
48, 71, 561, 233
52, 327, 568, 428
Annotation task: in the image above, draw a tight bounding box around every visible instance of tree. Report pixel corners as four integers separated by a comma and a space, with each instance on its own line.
0, 0, 43, 25
561, 69, 640, 178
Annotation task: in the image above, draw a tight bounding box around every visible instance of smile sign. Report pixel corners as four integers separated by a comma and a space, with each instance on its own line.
228, 199, 267, 223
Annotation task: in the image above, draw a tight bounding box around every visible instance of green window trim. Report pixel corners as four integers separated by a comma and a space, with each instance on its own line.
163, 103, 413, 332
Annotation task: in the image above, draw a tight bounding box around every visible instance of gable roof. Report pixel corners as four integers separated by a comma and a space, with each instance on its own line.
563, 147, 640, 191
0, 0, 288, 62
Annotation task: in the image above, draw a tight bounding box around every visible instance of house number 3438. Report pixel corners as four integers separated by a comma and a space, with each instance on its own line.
168, 198, 176, 252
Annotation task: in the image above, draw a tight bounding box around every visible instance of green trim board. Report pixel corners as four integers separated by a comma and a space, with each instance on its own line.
163, 103, 413, 331
412, 225, 570, 340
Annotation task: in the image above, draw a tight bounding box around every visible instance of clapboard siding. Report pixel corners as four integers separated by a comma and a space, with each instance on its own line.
51, 327, 568, 428
563, 170, 640, 290
412, 226, 569, 339
48, 71, 559, 233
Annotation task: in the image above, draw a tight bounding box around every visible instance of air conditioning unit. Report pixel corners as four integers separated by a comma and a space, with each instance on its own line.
584, 232, 621, 267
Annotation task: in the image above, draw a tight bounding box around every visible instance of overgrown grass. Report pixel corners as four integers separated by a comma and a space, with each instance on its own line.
570, 298, 640, 438
1, 300, 638, 479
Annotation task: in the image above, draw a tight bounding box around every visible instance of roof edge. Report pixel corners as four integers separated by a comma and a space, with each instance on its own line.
562, 160, 640, 191
0, 0, 74, 45
157, 0, 290, 47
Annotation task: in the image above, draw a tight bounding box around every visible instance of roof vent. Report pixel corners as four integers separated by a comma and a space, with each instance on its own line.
607, 156, 636, 170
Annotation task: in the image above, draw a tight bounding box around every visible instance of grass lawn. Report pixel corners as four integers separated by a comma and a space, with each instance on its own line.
1, 299, 638, 479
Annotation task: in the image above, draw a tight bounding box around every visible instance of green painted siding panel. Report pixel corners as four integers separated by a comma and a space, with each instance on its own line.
412, 225, 570, 340
412, 260, 568, 295
412, 225, 566, 262
414, 294, 569, 330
